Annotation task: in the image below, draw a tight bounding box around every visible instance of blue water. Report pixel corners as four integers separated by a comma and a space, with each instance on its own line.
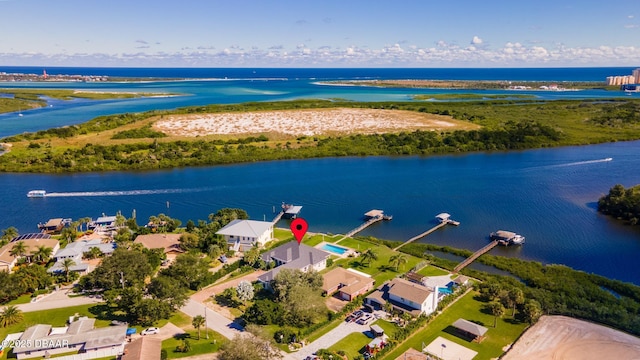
1, 67, 637, 139
1, 67, 640, 285
321, 243, 349, 255
438, 287, 453, 295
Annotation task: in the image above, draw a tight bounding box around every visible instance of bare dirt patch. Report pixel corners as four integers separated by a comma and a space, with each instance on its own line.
152, 108, 477, 137
502, 315, 640, 360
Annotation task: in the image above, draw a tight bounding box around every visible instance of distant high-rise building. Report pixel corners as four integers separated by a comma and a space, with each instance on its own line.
606, 68, 640, 85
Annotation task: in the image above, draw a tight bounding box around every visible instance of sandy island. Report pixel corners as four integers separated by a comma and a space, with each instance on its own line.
153, 108, 475, 137
502, 315, 640, 360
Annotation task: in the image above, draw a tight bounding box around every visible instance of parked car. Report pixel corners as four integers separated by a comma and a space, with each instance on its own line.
356, 314, 373, 325
110, 320, 127, 326
141, 327, 160, 335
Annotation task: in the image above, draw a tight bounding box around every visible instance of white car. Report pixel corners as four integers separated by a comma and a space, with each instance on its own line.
356, 314, 373, 325
141, 327, 160, 335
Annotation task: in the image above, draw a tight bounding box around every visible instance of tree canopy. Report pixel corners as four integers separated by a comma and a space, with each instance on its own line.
598, 184, 640, 225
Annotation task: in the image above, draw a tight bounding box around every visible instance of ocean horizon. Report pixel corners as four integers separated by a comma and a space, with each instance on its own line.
1, 66, 636, 82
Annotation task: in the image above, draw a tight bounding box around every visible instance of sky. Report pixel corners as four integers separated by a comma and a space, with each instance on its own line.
0, 0, 639, 67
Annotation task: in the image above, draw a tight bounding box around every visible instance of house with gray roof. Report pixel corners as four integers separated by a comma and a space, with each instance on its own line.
47, 239, 115, 275
258, 242, 331, 285
216, 219, 274, 252
9, 317, 127, 359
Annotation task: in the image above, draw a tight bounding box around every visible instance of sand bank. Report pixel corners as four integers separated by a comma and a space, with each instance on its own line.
153, 108, 469, 137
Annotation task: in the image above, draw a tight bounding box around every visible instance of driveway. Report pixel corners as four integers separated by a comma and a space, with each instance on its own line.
191, 270, 265, 303
180, 299, 244, 340
294, 312, 384, 360
13, 288, 102, 313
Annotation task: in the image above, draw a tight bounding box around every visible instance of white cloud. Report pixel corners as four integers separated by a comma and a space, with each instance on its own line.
471, 36, 483, 45
2, 41, 640, 67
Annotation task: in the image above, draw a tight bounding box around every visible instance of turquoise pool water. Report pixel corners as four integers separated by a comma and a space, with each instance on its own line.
321, 243, 349, 255
438, 287, 453, 295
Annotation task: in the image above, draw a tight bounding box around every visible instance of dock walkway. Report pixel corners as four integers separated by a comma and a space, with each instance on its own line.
271, 211, 284, 224
453, 240, 499, 273
343, 216, 384, 238
393, 221, 448, 251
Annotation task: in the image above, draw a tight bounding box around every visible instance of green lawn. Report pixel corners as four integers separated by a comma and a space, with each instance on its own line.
161, 328, 227, 359
274, 228, 294, 241
416, 265, 450, 277
304, 233, 343, 246
333, 238, 422, 285
380, 291, 528, 360
372, 319, 399, 338
5, 294, 32, 305
327, 332, 371, 359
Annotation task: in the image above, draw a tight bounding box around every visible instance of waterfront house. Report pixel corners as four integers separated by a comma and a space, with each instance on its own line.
133, 233, 184, 261
9, 317, 127, 359
365, 278, 438, 316
322, 267, 374, 301
258, 242, 330, 286
215, 219, 274, 252
0, 237, 60, 273
88, 215, 118, 232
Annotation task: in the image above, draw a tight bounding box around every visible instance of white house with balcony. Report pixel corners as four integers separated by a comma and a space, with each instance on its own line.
215, 219, 274, 252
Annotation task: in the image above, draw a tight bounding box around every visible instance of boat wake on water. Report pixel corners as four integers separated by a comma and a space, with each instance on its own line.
551, 157, 613, 167
45, 187, 210, 197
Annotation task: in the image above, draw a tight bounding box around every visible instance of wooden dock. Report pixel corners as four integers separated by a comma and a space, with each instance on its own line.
344, 216, 384, 238
393, 221, 448, 251
271, 211, 284, 224
453, 240, 499, 273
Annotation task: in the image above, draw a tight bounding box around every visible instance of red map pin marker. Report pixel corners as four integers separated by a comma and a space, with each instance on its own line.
290, 218, 308, 244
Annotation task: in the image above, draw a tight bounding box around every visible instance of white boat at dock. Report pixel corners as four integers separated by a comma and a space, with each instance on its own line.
27, 190, 47, 198
491, 230, 525, 245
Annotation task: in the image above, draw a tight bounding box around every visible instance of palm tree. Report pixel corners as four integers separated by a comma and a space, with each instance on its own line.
31, 245, 53, 264
1, 227, 19, 243
192, 315, 205, 340
0, 305, 23, 327
360, 249, 378, 266
487, 301, 505, 328
62, 258, 76, 283
508, 288, 524, 316
9, 241, 28, 261
389, 254, 408, 271
81, 217, 93, 232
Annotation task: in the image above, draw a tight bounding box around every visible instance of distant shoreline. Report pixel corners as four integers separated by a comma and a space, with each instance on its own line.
318, 79, 612, 91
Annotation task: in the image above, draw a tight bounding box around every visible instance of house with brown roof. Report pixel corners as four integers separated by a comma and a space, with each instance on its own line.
133, 233, 184, 260
122, 337, 162, 360
322, 267, 374, 301
0, 238, 60, 273
365, 278, 438, 316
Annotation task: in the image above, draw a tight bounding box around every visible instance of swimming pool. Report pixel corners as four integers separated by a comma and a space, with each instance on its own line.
438, 286, 453, 295
321, 243, 349, 255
